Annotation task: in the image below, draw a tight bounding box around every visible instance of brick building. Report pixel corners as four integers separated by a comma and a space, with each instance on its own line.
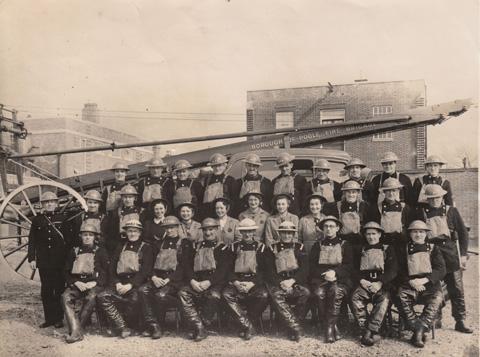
23, 104, 152, 178
246, 79, 427, 171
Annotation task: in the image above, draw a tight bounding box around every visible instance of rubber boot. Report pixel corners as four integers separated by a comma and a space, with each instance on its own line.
455, 320, 473, 334
151, 323, 162, 339
411, 322, 426, 348
194, 324, 207, 342
361, 329, 374, 346
64, 303, 84, 344
325, 323, 335, 343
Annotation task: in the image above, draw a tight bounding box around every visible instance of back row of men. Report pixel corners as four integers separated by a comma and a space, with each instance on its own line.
27, 151, 472, 349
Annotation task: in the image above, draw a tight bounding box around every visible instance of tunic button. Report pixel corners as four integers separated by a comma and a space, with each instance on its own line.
48, 245, 51, 248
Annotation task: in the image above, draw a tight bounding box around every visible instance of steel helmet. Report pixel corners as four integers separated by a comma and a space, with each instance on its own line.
207, 153, 228, 166
238, 218, 259, 231
425, 155, 446, 166
312, 159, 330, 170
122, 219, 143, 230
119, 184, 138, 196
84, 190, 102, 202
201, 218, 220, 229
344, 158, 366, 169
277, 221, 298, 232
380, 152, 399, 164
380, 178, 403, 191
361, 221, 384, 233
40, 191, 58, 201
111, 162, 130, 171
244, 153, 262, 166
173, 159, 192, 171
161, 216, 181, 227
341, 180, 362, 191
424, 184, 447, 199
145, 157, 167, 168
275, 152, 295, 167
407, 220, 431, 231
79, 222, 99, 235
318, 216, 343, 229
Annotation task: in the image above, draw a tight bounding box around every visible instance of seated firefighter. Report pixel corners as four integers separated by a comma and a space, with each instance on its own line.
309, 216, 353, 343
266, 221, 310, 342
62, 223, 109, 343
178, 218, 229, 342
138, 216, 193, 339
350, 222, 398, 347
222, 218, 269, 340
396, 220, 446, 348
97, 220, 154, 338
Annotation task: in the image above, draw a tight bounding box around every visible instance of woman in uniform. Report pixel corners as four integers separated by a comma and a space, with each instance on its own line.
298, 193, 326, 254
212, 197, 241, 245
142, 198, 169, 243
238, 191, 270, 242
177, 202, 203, 243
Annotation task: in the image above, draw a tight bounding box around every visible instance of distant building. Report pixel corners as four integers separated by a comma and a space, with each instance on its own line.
23, 104, 152, 178
246, 79, 427, 170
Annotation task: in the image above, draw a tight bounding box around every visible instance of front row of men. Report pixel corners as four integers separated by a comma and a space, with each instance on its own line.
62, 211, 466, 349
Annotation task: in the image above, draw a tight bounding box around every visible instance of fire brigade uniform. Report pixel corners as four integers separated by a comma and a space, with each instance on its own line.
138, 217, 194, 337
264, 208, 299, 248
61, 225, 109, 342
309, 217, 353, 343
222, 238, 269, 337
336, 199, 369, 245
28, 197, 72, 327
306, 178, 342, 205
177, 202, 203, 243
413, 176, 453, 208
370, 172, 414, 208
233, 154, 273, 215
272, 169, 307, 216
178, 239, 229, 337
164, 177, 204, 214
97, 230, 154, 334
137, 158, 171, 211
104, 204, 143, 254
370, 199, 411, 246
417, 185, 470, 330
396, 222, 446, 346
342, 158, 372, 203
69, 211, 107, 248
266, 237, 310, 341
102, 181, 129, 213
238, 192, 270, 242
350, 223, 398, 342
298, 214, 325, 254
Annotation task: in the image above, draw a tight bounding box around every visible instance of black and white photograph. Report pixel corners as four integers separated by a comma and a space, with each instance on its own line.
0, 1, 478, 356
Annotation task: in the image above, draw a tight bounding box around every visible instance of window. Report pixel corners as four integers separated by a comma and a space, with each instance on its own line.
275, 112, 294, 129
372, 105, 393, 141
319, 109, 345, 150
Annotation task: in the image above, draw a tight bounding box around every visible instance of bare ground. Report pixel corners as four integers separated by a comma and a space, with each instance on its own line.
0, 257, 478, 357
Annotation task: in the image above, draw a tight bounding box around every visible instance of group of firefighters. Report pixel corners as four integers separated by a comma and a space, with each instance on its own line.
26, 150, 473, 348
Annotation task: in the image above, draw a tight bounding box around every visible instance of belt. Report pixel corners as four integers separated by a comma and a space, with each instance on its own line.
361, 271, 382, 281
118, 273, 136, 280
155, 269, 175, 277
429, 237, 450, 245
72, 273, 95, 280
279, 270, 297, 278
195, 269, 216, 276
236, 272, 256, 279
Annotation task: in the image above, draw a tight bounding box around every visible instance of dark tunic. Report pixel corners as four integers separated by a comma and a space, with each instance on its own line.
64, 245, 109, 287
228, 240, 267, 285
266, 242, 308, 286
370, 172, 414, 207
413, 175, 454, 207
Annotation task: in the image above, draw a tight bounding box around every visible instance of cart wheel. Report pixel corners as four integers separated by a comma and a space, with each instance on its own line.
0, 181, 87, 282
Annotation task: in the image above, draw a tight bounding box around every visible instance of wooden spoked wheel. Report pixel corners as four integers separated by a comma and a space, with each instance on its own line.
0, 181, 87, 282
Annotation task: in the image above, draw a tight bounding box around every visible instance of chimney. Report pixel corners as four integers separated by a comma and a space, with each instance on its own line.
82, 103, 99, 123
152, 145, 162, 158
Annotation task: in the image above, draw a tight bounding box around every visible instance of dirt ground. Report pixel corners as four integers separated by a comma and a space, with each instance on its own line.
0, 257, 478, 357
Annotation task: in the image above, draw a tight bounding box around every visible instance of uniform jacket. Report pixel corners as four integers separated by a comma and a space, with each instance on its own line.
342, 177, 373, 204
164, 178, 204, 210
217, 216, 242, 245
413, 175, 453, 207
191, 240, 229, 288
266, 241, 309, 286
306, 178, 342, 203
264, 212, 299, 248
271, 173, 307, 215
233, 174, 273, 215
238, 208, 270, 242
227, 240, 267, 285
137, 175, 171, 209
101, 181, 129, 213
68, 211, 107, 248
201, 173, 236, 218
368, 200, 412, 245
142, 218, 167, 243
370, 172, 414, 207
179, 220, 203, 243
298, 214, 325, 254
64, 244, 109, 287
351, 243, 398, 285
28, 211, 71, 269
309, 237, 354, 288
104, 205, 143, 254
109, 239, 154, 288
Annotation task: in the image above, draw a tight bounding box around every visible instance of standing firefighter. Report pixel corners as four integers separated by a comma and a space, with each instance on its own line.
350, 222, 398, 346
104, 184, 143, 254
342, 158, 372, 203
222, 218, 269, 340
396, 221, 446, 348
102, 162, 130, 213
266, 221, 310, 342
271, 152, 306, 215
309, 216, 353, 343
28, 192, 71, 328
413, 155, 454, 207
62, 223, 109, 343
138, 216, 193, 339
234, 153, 273, 215
306, 158, 341, 205
137, 158, 171, 214
202, 153, 236, 218
370, 152, 414, 207
97, 220, 154, 338
178, 218, 229, 341
418, 184, 473, 333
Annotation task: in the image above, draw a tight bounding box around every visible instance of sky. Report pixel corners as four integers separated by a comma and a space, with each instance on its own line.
0, 0, 478, 167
